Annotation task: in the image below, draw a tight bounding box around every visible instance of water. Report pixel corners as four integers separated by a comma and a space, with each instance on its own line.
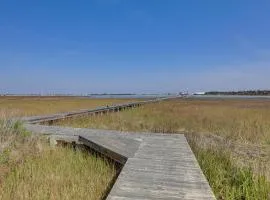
190, 95, 270, 100
87, 94, 270, 100
87, 94, 173, 99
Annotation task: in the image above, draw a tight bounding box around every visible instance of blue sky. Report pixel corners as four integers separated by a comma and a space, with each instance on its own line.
1, 0, 270, 94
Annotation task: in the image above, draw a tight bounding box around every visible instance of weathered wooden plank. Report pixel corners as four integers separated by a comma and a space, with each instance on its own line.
78, 136, 128, 164
25, 124, 141, 161
107, 135, 215, 200
25, 124, 215, 199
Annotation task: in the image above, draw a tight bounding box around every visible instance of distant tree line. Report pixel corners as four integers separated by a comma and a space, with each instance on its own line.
88, 93, 136, 96
205, 90, 270, 96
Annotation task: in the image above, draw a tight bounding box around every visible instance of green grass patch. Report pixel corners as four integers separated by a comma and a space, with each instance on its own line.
191, 142, 270, 199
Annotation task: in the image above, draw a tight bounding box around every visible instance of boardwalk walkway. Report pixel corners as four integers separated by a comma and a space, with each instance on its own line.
22, 98, 215, 200
25, 125, 215, 200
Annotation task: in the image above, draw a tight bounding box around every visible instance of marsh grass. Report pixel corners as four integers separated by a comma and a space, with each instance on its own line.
56, 98, 270, 199
57, 99, 270, 144
190, 139, 270, 200
0, 112, 116, 200
0, 147, 116, 200
0, 96, 141, 117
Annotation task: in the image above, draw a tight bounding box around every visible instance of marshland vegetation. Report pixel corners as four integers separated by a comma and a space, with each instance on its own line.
56, 98, 270, 199
0, 96, 140, 117
0, 97, 133, 200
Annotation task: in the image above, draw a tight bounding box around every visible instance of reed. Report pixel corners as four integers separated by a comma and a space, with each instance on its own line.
0, 114, 116, 200
57, 98, 270, 199
0, 96, 141, 117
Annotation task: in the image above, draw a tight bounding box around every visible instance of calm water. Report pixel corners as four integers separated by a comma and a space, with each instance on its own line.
87, 94, 173, 99
190, 95, 270, 100
88, 94, 270, 100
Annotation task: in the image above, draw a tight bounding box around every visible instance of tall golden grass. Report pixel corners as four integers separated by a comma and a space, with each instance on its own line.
0, 147, 116, 200
57, 98, 270, 199
0, 111, 116, 200
58, 99, 270, 144
0, 96, 141, 117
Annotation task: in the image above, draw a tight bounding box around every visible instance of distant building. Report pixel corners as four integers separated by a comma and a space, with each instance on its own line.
193, 92, 205, 95
179, 91, 189, 96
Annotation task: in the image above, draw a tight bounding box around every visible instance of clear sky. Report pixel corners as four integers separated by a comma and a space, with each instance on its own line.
1, 0, 270, 94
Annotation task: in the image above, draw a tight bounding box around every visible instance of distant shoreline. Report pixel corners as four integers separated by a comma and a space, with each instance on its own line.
0, 93, 174, 97
204, 90, 270, 96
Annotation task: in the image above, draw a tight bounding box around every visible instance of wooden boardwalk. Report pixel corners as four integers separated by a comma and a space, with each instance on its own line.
20, 97, 172, 124
25, 125, 215, 200
108, 135, 214, 200
22, 98, 216, 200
